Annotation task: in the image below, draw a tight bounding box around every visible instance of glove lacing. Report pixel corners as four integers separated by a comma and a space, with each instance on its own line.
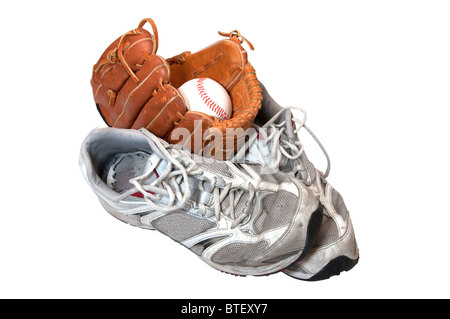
94, 18, 159, 83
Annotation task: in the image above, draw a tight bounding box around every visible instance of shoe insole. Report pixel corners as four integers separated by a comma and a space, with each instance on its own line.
102, 151, 166, 193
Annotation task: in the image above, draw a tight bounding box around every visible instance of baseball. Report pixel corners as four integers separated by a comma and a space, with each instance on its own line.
178, 78, 232, 120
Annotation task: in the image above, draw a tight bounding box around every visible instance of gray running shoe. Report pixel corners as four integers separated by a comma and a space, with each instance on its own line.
235, 83, 359, 280
79, 127, 323, 276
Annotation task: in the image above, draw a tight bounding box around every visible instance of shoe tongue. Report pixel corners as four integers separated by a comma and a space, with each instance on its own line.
240, 127, 278, 167
189, 182, 250, 220
239, 115, 317, 185
140, 153, 169, 185
237, 109, 296, 168
280, 109, 296, 139
220, 190, 250, 219
184, 156, 252, 219
117, 153, 170, 198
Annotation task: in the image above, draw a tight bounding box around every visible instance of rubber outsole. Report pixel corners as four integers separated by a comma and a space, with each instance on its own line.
308, 255, 359, 281
285, 255, 359, 281
101, 200, 326, 278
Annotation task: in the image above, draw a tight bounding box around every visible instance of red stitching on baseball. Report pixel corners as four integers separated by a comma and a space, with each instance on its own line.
196, 78, 230, 119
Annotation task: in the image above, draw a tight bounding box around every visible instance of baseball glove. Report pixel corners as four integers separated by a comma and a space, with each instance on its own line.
91, 18, 262, 159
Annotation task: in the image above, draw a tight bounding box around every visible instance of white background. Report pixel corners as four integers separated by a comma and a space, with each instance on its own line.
1, 0, 449, 299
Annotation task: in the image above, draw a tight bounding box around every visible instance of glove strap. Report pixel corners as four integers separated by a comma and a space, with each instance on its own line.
218, 30, 255, 51
138, 18, 159, 53
116, 18, 159, 83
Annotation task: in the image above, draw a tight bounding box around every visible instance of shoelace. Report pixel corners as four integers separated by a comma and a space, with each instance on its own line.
260, 106, 331, 178
129, 133, 255, 229
197, 178, 256, 229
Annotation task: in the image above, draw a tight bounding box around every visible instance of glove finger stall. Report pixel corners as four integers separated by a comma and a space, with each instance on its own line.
131, 84, 186, 137
110, 55, 170, 128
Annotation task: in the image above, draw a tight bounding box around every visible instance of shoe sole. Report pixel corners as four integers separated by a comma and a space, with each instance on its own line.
285, 254, 359, 281
99, 198, 324, 277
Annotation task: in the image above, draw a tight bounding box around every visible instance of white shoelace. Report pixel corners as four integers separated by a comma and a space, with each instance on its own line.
260, 106, 331, 178
129, 133, 255, 228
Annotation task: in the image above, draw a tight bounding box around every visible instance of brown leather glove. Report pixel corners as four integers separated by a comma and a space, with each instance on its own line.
91, 18, 262, 159
91, 18, 186, 138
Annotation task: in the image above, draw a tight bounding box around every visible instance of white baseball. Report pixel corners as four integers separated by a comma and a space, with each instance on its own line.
178, 78, 232, 120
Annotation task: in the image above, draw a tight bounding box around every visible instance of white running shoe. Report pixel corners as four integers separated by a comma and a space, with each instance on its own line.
79, 127, 323, 276
234, 83, 359, 280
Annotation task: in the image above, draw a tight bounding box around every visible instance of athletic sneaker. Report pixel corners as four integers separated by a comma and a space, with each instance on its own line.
79, 127, 323, 276
234, 82, 359, 280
